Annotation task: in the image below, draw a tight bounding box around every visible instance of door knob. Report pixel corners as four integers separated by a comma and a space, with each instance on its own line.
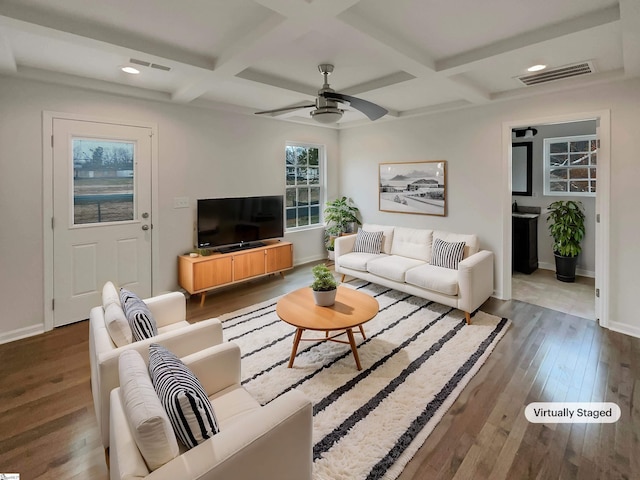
142, 212, 149, 219
142, 225, 149, 231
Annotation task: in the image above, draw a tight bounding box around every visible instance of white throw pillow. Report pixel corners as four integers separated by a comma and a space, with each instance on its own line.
118, 350, 179, 471
102, 281, 121, 309
104, 302, 133, 347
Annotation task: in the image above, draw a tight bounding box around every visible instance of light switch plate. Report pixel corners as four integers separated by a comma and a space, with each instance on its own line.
174, 196, 190, 209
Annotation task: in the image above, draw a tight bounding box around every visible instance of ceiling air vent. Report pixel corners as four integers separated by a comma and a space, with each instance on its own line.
129, 58, 171, 72
516, 61, 594, 86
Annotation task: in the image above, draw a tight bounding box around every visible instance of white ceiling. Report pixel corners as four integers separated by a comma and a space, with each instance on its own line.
1, 0, 638, 127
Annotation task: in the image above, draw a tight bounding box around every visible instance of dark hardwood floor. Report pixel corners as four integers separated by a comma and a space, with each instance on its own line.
0, 262, 638, 479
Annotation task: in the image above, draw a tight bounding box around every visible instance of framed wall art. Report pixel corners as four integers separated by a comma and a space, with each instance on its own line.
379, 161, 447, 216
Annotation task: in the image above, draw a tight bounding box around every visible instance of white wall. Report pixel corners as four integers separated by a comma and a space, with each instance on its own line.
512, 120, 597, 275
338, 78, 640, 338
0, 75, 337, 343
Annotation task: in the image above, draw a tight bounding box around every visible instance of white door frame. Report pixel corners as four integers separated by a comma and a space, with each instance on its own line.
502, 110, 610, 328
42, 111, 159, 332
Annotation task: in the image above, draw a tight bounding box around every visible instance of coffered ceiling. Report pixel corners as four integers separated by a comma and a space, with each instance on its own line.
1, 0, 638, 127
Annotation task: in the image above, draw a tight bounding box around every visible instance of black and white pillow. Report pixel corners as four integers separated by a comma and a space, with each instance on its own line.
120, 288, 158, 341
429, 238, 466, 269
353, 229, 384, 254
148, 343, 220, 449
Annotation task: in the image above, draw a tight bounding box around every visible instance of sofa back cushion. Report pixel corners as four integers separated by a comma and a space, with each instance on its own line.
390, 227, 433, 261
119, 349, 179, 471
433, 231, 479, 258
362, 223, 395, 254
105, 302, 133, 347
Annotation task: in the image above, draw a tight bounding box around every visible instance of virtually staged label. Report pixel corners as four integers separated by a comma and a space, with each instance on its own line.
525, 402, 621, 423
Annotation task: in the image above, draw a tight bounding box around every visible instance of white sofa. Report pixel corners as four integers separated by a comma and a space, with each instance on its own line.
109, 342, 313, 480
334, 224, 494, 324
90, 289, 224, 448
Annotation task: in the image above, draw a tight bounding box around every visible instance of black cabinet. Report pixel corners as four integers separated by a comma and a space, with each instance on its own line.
512, 215, 538, 274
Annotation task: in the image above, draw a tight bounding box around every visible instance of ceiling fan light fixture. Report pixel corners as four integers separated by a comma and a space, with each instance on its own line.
310, 107, 344, 124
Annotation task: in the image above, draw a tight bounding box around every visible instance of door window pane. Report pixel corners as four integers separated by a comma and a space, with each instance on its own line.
73, 138, 135, 225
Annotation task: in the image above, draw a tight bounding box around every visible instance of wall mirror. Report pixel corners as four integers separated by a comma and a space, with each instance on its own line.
512, 142, 532, 196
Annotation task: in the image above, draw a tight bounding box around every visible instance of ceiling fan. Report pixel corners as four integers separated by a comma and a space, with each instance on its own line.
255, 64, 388, 124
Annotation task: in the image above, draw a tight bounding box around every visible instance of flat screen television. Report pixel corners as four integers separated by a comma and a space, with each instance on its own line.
197, 195, 284, 251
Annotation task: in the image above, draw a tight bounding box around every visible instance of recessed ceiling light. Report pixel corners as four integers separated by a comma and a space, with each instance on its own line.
527, 64, 546, 72
121, 66, 140, 75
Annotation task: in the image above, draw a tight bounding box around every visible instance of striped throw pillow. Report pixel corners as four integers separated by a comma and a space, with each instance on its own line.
429, 238, 466, 269
120, 289, 158, 341
353, 229, 384, 254
148, 344, 220, 449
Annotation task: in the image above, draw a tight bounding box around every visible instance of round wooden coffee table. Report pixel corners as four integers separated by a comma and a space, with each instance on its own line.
276, 285, 379, 370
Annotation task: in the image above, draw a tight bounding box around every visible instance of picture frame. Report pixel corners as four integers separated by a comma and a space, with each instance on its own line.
379, 161, 447, 216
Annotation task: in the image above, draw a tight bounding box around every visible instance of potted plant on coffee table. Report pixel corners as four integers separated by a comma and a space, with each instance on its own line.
546, 200, 586, 282
310, 264, 338, 306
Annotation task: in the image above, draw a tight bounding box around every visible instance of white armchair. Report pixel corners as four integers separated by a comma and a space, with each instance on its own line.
109, 342, 313, 480
89, 288, 224, 448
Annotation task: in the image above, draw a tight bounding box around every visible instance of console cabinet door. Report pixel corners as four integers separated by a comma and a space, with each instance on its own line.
266, 244, 293, 273
193, 257, 233, 291
233, 250, 266, 281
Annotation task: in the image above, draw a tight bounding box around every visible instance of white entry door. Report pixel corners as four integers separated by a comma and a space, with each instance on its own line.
52, 118, 153, 326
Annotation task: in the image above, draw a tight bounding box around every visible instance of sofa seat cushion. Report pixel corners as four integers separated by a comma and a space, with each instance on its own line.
209, 384, 261, 429
157, 320, 191, 334
337, 252, 387, 272
367, 255, 426, 283
405, 264, 459, 296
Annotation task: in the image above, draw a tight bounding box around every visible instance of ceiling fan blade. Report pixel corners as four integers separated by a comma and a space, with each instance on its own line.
255, 104, 316, 115
321, 92, 387, 121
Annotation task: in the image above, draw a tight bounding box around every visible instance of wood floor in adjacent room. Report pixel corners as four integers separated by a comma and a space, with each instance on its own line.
0, 263, 637, 479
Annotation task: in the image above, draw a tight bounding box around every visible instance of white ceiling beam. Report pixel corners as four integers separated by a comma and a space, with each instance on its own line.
619, 0, 640, 76
436, 5, 621, 75
0, 28, 17, 73
337, 10, 490, 103
342, 71, 415, 96
172, 0, 361, 103
0, 5, 215, 70
235, 69, 318, 96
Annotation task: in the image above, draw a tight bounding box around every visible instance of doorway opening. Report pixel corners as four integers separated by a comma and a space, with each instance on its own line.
503, 110, 610, 328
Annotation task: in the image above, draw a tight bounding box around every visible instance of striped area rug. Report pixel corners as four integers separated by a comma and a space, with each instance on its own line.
219, 282, 510, 480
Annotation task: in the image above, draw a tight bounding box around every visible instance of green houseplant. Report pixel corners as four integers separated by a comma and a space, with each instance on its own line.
310, 264, 338, 306
546, 200, 586, 282
324, 197, 361, 258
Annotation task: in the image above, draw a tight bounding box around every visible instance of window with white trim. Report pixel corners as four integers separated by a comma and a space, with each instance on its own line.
285, 143, 324, 230
543, 134, 597, 196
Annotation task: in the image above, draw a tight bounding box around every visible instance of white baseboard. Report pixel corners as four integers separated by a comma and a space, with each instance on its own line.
607, 321, 640, 340
0, 323, 45, 346
294, 254, 329, 266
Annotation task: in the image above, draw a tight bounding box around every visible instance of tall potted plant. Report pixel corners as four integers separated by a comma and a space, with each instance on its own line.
310, 264, 338, 306
324, 197, 361, 258
546, 200, 586, 282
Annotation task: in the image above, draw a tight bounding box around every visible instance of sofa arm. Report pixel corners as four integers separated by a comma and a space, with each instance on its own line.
145, 291, 186, 328
146, 390, 313, 480
182, 343, 241, 396
109, 388, 150, 480
334, 234, 357, 261
457, 250, 494, 314
95, 318, 223, 448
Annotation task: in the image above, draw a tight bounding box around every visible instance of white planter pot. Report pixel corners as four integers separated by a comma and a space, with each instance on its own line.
312, 289, 337, 306
328, 250, 335, 261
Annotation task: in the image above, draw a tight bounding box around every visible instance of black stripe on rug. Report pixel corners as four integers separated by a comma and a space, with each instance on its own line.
365, 317, 510, 480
